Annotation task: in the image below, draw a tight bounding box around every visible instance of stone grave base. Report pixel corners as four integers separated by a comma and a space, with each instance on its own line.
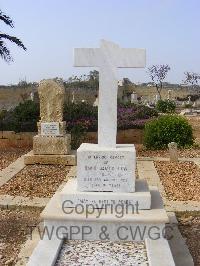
27, 188, 175, 265
24, 150, 76, 166
33, 134, 71, 155
40, 187, 168, 241
27, 179, 175, 265
28, 238, 175, 266
60, 178, 151, 210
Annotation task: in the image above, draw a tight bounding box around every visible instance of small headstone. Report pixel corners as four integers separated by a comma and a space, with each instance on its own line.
192, 101, 197, 108
71, 91, 75, 104
155, 94, 160, 102
131, 91, 138, 104
168, 142, 178, 162
33, 79, 71, 155
187, 96, 192, 105
167, 90, 172, 100
30, 92, 34, 101
93, 96, 99, 107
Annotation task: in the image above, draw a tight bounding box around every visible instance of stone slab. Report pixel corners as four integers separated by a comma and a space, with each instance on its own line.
37, 121, 66, 136
27, 235, 63, 266
40, 188, 168, 241
24, 150, 76, 166
60, 178, 151, 210
41, 122, 60, 136
145, 239, 175, 266
33, 134, 71, 155
77, 143, 136, 192
16, 224, 44, 266
0, 154, 25, 187
167, 216, 194, 266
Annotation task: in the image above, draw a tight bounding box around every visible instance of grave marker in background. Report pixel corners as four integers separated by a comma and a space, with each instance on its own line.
24, 79, 76, 165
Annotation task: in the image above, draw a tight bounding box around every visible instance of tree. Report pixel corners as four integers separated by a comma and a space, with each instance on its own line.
184, 72, 200, 90
87, 70, 99, 92
0, 9, 26, 62
148, 64, 170, 99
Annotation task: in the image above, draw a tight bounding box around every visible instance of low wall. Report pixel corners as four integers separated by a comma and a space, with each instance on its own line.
0, 131, 36, 148
84, 129, 144, 144
0, 129, 144, 148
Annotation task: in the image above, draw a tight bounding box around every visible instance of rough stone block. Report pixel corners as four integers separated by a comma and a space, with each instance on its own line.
33, 134, 71, 155
24, 151, 76, 165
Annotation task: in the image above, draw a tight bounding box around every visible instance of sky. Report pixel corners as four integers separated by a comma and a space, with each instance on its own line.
0, 0, 200, 85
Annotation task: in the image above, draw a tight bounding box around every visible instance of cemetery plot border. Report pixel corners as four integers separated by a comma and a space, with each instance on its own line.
137, 158, 200, 212
0, 164, 71, 198
0, 147, 29, 172
0, 206, 41, 266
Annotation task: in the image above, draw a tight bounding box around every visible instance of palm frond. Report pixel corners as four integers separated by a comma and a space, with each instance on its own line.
0, 34, 26, 50
0, 10, 14, 27
0, 40, 13, 62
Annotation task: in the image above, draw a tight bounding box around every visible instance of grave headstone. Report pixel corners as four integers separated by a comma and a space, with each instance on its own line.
27, 41, 174, 265
167, 90, 172, 100
155, 94, 160, 103
168, 142, 178, 162
24, 79, 76, 165
30, 91, 34, 101
93, 95, 99, 107
71, 91, 75, 103
75, 40, 146, 192
131, 91, 138, 104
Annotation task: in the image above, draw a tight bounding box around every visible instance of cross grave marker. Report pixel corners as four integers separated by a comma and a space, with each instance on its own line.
74, 40, 146, 148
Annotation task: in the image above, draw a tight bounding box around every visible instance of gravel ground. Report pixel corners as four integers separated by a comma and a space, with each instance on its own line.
0, 165, 71, 198
56, 240, 148, 266
135, 144, 200, 158
178, 214, 200, 266
155, 161, 200, 201
0, 207, 41, 266
0, 147, 30, 171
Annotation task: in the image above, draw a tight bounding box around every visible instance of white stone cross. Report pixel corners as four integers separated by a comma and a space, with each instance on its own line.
74, 40, 146, 148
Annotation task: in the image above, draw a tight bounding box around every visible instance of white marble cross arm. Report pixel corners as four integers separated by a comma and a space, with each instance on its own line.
74, 48, 100, 67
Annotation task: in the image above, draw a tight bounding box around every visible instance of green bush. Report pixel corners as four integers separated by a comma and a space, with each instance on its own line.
156, 100, 176, 113
144, 115, 193, 149
2, 100, 39, 132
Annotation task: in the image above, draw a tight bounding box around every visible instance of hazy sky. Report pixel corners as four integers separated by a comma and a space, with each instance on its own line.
0, 0, 200, 85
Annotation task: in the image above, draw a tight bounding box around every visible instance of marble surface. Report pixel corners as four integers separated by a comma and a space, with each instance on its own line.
74, 40, 146, 148
56, 240, 148, 266
41, 122, 60, 136
77, 143, 136, 192
60, 178, 151, 210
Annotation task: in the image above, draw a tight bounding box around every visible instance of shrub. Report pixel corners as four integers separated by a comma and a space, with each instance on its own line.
144, 115, 193, 149
156, 99, 176, 113
0, 101, 158, 136
1, 100, 39, 132
64, 103, 98, 132
117, 103, 158, 130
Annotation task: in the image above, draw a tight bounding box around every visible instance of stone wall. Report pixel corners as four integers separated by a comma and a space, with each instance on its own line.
0, 129, 144, 148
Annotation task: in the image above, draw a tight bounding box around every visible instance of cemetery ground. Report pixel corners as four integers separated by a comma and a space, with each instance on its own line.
0, 144, 199, 265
